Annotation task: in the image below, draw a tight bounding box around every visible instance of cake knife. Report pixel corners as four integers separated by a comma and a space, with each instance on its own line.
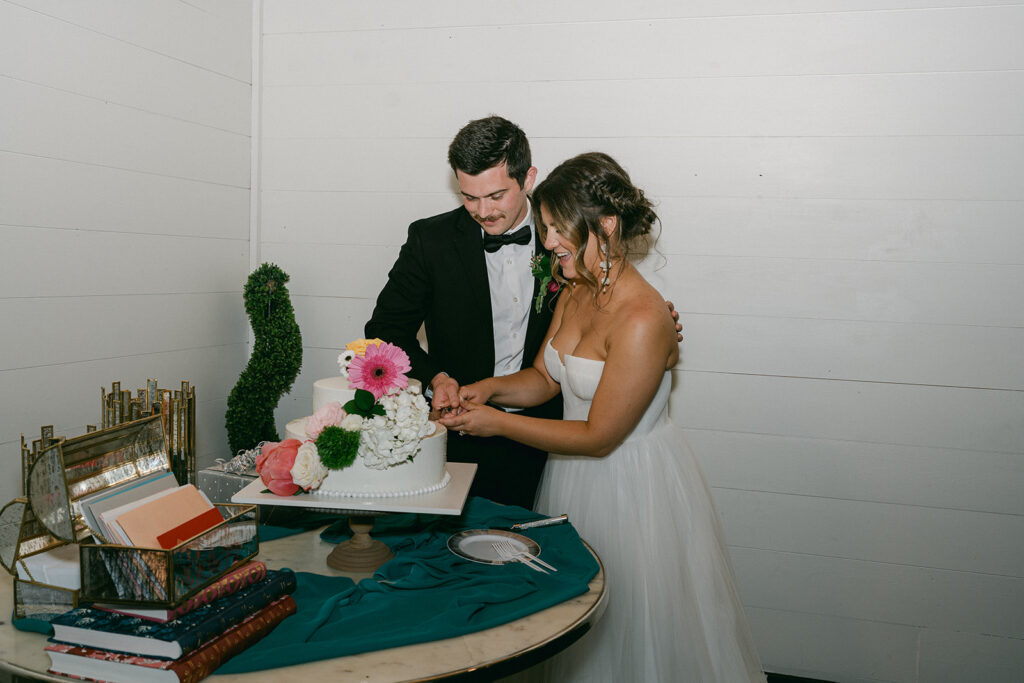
507, 514, 568, 531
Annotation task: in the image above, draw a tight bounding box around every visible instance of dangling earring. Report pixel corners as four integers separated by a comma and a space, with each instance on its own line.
599, 242, 610, 293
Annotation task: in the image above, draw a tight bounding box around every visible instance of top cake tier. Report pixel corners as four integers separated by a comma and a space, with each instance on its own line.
312, 377, 425, 412
312, 376, 355, 412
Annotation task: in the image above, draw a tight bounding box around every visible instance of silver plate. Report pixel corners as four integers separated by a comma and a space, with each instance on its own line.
447, 529, 541, 565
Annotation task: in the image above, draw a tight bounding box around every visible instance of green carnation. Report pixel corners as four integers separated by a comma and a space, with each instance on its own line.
316, 425, 360, 470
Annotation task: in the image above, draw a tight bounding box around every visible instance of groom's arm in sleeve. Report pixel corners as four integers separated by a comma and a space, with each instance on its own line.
365, 222, 442, 387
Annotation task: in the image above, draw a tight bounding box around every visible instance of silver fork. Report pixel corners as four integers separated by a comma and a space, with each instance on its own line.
494, 540, 557, 573
492, 541, 548, 573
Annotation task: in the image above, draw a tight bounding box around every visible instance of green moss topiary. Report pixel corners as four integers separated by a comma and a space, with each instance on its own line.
225, 263, 302, 453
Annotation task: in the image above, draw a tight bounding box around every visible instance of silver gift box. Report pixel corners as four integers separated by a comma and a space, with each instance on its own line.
197, 463, 258, 505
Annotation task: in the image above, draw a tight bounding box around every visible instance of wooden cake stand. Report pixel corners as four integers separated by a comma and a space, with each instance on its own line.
231, 462, 476, 573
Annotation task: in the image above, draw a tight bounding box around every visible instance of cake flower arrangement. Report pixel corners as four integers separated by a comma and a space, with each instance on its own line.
255, 339, 434, 495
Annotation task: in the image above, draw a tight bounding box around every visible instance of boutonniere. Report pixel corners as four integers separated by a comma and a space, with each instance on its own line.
530, 253, 562, 313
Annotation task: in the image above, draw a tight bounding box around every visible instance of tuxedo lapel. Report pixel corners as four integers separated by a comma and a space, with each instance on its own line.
449, 209, 495, 367
450, 210, 491, 312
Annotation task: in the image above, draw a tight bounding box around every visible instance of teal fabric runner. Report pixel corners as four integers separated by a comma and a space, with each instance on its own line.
217, 497, 599, 674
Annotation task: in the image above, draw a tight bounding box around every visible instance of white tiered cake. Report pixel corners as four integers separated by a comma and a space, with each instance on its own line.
286, 376, 448, 497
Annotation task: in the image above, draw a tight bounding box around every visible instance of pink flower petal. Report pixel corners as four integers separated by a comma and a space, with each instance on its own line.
348, 342, 411, 400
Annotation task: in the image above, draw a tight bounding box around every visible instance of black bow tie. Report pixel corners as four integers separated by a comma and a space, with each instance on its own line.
482, 225, 532, 253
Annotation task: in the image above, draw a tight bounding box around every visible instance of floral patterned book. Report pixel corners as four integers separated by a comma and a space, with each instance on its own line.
46, 594, 296, 683
93, 560, 267, 623
49, 569, 296, 659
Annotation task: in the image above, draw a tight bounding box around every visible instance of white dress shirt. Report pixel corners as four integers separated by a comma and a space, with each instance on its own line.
485, 204, 535, 380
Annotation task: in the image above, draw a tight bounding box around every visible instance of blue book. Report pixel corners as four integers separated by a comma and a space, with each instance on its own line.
50, 569, 296, 659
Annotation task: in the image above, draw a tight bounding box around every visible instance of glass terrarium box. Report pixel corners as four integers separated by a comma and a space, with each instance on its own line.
0, 416, 257, 620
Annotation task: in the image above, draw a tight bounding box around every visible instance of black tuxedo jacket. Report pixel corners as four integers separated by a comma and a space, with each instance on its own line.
366, 206, 561, 508
367, 206, 559, 398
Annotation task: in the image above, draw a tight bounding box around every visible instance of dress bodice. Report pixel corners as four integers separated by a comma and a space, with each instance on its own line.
543, 340, 671, 437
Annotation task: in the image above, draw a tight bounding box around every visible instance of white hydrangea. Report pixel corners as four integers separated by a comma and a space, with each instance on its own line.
340, 413, 363, 431
357, 383, 432, 469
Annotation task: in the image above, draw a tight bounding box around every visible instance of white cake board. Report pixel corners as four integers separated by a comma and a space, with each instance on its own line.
230, 462, 477, 516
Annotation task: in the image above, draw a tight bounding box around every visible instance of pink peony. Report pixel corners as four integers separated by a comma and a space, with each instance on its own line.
256, 439, 302, 496
255, 441, 275, 471
347, 341, 411, 400
306, 401, 346, 440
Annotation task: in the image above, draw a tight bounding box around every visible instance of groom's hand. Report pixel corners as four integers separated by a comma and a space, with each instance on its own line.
429, 372, 463, 418
666, 300, 683, 342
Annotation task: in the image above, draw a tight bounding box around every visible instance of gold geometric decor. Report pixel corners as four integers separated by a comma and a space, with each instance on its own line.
101, 379, 196, 486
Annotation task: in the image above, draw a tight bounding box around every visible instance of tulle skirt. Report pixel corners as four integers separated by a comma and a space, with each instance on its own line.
508, 422, 765, 682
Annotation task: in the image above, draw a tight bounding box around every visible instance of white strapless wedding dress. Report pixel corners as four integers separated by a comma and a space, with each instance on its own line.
525, 341, 765, 682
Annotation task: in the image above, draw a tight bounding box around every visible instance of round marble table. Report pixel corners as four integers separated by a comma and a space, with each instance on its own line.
0, 526, 606, 682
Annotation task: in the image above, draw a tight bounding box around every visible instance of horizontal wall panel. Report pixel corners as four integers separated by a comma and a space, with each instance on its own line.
289, 294, 378, 351
0, 293, 247, 371
264, 0, 1021, 33
678, 314, 1024, 390
12, 0, 252, 81
0, 152, 249, 239
260, 242, 398, 300
261, 191, 1024, 266
1, 3, 250, 134
264, 71, 1024, 139
548, 136, 1024, 203
262, 5, 1023, 84
664, 256, 1024, 327
747, 606, 918, 683
714, 489, 1024, 576
0, 78, 250, 187
691, 429, 1024, 516
918, 629, 1024, 683
260, 189, 457, 247
0, 226, 248, 297
655, 196, 1024, 265
731, 547, 1024, 639
262, 136, 1024, 202
670, 372, 1024, 453
260, 137, 451, 192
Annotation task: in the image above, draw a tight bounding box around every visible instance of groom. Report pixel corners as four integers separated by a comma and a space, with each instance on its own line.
365, 116, 560, 509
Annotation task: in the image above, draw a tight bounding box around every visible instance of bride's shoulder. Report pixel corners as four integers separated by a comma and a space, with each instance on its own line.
611, 278, 675, 336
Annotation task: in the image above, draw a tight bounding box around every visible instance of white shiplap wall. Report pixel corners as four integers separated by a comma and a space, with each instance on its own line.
0, 0, 254, 500
258, 1, 1024, 681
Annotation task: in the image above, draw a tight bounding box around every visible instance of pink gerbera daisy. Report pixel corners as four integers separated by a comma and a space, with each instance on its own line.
347, 342, 411, 400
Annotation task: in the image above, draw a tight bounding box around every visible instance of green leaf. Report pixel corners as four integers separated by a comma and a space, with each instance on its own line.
354, 389, 376, 410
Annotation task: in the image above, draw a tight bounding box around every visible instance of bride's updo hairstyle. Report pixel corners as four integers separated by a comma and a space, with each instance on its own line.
532, 152, 657, 295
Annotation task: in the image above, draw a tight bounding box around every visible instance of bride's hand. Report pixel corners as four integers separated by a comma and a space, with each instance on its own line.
457, 381, 493, 408
437, 401, 502, 438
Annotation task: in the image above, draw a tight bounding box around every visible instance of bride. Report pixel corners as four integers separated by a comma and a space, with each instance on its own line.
439, 152, 765, 682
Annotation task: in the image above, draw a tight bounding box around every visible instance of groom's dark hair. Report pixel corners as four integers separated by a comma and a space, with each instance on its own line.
448, 116, 532, 188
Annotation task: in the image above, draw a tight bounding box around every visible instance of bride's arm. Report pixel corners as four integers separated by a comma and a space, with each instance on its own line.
444, 300, 676, 457
455, 290, 568, 409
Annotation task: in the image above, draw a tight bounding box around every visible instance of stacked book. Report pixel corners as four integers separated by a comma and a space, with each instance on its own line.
46, 563, 297, 682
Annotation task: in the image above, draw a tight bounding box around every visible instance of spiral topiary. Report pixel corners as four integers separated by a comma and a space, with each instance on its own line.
225, 263, 303, 453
